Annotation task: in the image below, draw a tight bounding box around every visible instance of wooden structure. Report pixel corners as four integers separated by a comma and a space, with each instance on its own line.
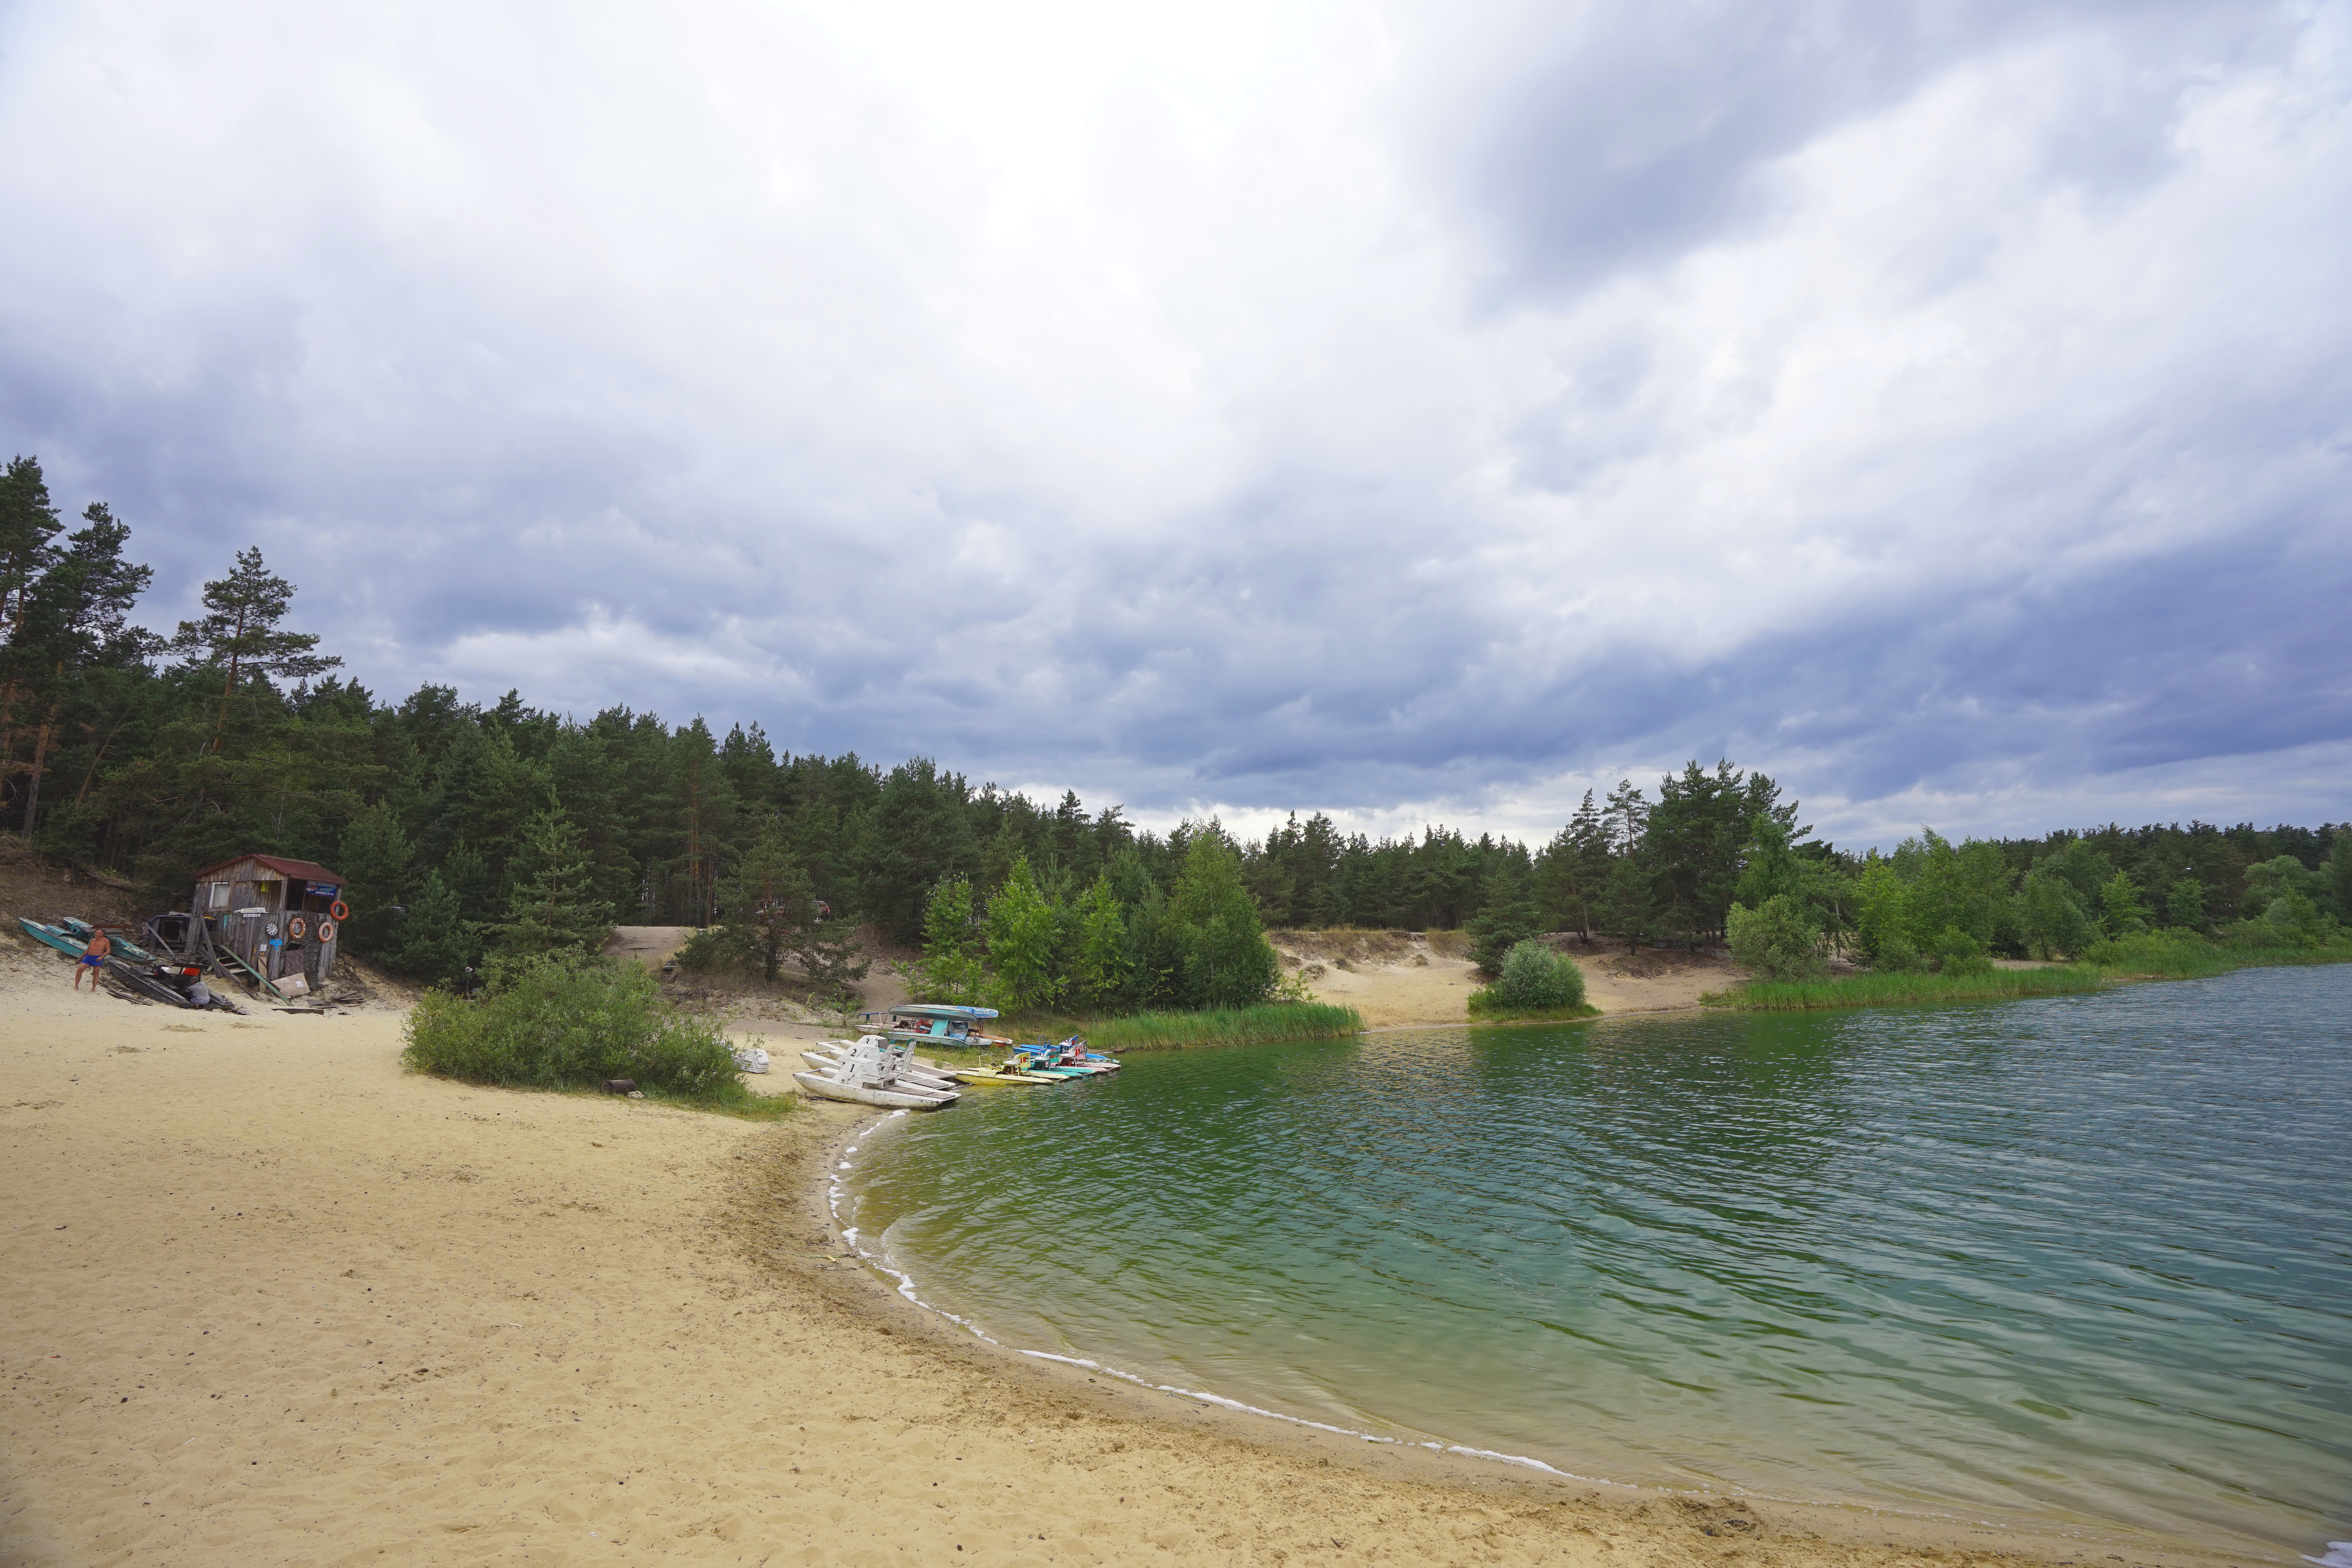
191, 854, 345, 990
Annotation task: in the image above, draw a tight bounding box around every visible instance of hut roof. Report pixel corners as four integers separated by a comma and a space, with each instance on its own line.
192, 853, 345, 886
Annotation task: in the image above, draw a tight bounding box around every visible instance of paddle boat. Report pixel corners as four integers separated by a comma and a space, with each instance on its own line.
792, 1036, 962, 1110
1015, 1039, 1118, 1075
861, 1004, 1012, 1050
801, 1039, 964, 1093
948, 1057, 1063, 1085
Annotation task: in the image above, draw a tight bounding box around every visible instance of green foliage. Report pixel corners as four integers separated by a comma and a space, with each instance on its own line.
335, 800, 414, 953
1466, 873, 1544, 978
401, 952, 746, 1101
2016, 869, 2097, 960
985, 856, 1063, 1011
1726, 894, 1827, 981
909, 876, 986, 1003
2085, 926, 2352, 976
691, 815, 867, 996
490, 809, 614, 960
384, 869, 477, 986
2098, 870, 2150, 937
1167, 837, 1280, 1008
169, 545, 340, 750
1083, 1003, 1361, 1051
1707, 967, 2107, 1010
1468, 938, 1588, 1014
2165, 876, 2208, 931
1067, 872, 1132, 1011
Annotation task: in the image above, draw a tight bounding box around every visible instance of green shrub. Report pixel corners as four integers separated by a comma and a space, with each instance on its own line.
403, 952, 747, 1102
1466, 939, 1588, 1016
1935, 927, 1994, 976
1726, 895, 1826, 981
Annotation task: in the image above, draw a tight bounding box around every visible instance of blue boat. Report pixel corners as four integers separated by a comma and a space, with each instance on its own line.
861, 1004, 1009, 1047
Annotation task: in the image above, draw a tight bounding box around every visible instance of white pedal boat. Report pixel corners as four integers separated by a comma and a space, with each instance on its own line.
792, 1035, 961, 1110
790, 1071, 958, 1109
803, 1050, 962, 1093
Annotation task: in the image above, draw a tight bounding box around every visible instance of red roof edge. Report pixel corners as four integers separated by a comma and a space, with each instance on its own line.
192, 853, 345, 885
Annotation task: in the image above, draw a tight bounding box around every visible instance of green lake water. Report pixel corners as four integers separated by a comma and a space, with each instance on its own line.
835, 965, 2352, 1560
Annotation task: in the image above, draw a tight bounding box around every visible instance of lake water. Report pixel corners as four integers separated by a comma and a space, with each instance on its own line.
837, 965, 2352, 1560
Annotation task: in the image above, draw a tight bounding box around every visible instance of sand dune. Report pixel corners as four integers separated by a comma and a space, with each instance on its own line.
2, 937, 2206, 1568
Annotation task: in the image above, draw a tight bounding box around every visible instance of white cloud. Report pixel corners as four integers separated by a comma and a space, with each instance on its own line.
1, 0, 2345, 848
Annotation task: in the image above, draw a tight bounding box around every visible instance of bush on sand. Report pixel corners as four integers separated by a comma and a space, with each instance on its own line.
1468, 940, 1593, 1020
403, 951, 754, 1105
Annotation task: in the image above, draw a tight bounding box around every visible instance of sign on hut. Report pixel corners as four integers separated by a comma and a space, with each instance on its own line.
191, 854, 345, 991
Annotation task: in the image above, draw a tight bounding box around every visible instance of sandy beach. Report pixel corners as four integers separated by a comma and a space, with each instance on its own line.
3, 931, 2227, 1568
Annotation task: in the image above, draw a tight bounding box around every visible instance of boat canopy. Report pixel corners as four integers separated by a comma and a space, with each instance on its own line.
872, 1004, 1000, 1020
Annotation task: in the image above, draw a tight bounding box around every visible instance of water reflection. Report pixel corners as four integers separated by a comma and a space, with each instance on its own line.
848, 967, 2352, 1561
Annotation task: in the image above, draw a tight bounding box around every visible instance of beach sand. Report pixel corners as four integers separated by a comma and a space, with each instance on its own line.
2, 936, 2218, 1568
1274, 931, 1739, 1027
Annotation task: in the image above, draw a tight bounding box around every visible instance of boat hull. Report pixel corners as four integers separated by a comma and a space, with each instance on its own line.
791, 1072, 958, 1110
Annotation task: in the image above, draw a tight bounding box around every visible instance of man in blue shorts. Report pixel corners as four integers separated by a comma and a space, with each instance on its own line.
74, 927, 111, 992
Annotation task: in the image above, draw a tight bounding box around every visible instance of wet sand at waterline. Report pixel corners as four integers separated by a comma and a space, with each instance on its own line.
4, 946, 2221, 1567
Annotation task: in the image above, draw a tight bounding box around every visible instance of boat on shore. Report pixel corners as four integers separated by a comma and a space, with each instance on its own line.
862, 1004, 1012, 1049
792, 1036, 963, 1110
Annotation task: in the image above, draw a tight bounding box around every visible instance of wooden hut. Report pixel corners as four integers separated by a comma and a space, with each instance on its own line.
191, 854, 345, 990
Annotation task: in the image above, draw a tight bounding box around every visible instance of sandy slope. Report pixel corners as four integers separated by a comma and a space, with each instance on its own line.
1274, 932, 1741, 1027
4, 938, 2213, 1568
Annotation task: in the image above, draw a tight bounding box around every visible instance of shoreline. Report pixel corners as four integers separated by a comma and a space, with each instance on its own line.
796, 1091, 2271, 1568
0, 942, 2283, 1566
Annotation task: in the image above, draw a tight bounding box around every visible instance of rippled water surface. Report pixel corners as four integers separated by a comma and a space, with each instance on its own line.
841, 966, 2352, 1557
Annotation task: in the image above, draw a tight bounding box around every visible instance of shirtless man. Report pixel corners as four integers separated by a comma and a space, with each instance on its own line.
74, 927, 111, 992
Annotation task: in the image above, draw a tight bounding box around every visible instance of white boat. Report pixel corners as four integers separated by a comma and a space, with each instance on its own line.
791, 1071, 957, 1110
802, 1049, 962, 1093
792, 1037, 961, 1110
835, 1036, 965, 1087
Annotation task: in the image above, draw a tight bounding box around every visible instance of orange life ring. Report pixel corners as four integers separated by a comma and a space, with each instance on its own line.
329, 899, 349, 922
287, 915, 307, 941
316, 919, 337, 944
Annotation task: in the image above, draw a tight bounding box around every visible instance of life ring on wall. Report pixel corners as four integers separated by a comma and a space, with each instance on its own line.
287, 916, 307, 941
316, 920, 336, 944
329, 899, 349, 922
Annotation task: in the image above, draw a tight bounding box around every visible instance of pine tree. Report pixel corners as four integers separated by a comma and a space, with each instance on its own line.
913, 877, 986, 1002
387, 869, 477, 985
1466, 869, 1544, 977
1068, 871, 1132, 1009
713, 818, 818, 983
1168, 838, 1278, 1008
492, 810, 613, 958
169, 546, 340, 750
985, 856, 1062, 1011
336, 800, 416, 953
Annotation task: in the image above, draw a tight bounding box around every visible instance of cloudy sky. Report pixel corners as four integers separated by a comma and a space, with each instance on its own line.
4, 0, 2348, 847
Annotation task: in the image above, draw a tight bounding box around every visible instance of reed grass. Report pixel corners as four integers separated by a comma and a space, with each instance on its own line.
1082, 1003, 1364, 1051
2084, 929, 2352, 978
1703, 967, 2109, 1010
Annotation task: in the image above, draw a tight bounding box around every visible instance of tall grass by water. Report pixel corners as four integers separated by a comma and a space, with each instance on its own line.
2086, 928, 2352, 978
1083, 1003, 1363, 1051
1707, 966, 2109, 1009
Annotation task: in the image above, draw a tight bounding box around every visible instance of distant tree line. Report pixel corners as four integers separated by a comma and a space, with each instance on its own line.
5, 455, 2347, 1006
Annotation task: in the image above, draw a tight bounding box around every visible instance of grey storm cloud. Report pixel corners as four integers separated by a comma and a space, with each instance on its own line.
1, 0, 2347, 847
